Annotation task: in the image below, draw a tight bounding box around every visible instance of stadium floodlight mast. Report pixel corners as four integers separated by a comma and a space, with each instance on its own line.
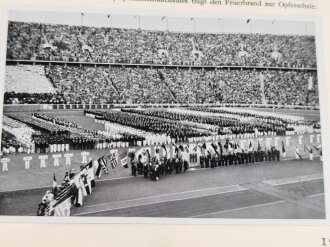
134, 15, 141, 29
108, 14, 113, 28
81, 12, 84, 26
247, 18, 252, 33
272, 20, 279, 35
191, 17, 196, 33
162, 16, 169, 31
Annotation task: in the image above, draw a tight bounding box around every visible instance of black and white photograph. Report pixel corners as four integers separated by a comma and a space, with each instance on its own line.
0, 10, 325, 219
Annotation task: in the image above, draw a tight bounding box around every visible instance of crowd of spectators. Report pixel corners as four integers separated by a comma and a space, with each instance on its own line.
4, 65, 318, 106
7, 21, 316, 68
44, 66, 318, 106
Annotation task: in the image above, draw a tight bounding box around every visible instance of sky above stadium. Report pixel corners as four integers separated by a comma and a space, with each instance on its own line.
9, 10, 315, 35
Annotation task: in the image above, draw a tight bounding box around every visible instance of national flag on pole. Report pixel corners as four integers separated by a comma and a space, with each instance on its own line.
121, 157, 128, 168
224, 139, 229, 151
52, 173, 57, 196
161, 144, 168, 158
294, 147, 303, 160
82, 174, 91, 195
218, 141, 223, 155
108, 153, 118, 169
236, 142, 242, 153
73, 175, 83, 207
53, 197, 71, 217
95, 156, 108, 178
87, 161, 95, 188
282, 140, 286, 153
305, 145, 313, 154
257, 140, 262, 151
313, 144, 322, 151
211, 143, 219, 156
193, 144, 198, 152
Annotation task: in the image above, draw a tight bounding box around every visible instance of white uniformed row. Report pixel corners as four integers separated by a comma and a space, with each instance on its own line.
218, 107, 305, 122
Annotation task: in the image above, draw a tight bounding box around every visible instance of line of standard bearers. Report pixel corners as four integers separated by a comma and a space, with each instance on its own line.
129, 145, 281, 182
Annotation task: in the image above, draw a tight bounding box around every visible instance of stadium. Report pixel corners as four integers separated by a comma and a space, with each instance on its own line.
0, 12, 324, 219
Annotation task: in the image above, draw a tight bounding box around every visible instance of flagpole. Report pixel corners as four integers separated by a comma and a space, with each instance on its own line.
194, 18, 196, 33
108, 14, 112, 28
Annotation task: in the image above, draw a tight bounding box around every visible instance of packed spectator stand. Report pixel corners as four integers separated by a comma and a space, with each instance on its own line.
7, 21, 316, 68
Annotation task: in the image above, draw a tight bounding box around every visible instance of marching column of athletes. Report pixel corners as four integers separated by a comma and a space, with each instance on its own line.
128, 141, 281, 182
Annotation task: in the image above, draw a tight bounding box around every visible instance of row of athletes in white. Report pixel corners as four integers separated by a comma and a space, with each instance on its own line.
0, 151, 91, 172
0, 134, 322, 172
187, 129, 319, 143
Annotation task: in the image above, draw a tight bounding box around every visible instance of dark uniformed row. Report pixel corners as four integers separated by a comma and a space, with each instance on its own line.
129, 147, 280, 182
200, 148, 280, 168
131, 157, 189, 181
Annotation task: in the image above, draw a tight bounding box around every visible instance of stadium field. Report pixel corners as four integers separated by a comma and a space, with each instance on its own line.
0, 158, 324, 218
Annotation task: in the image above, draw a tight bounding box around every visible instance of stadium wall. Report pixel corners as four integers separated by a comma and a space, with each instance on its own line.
2, 103, 320, 113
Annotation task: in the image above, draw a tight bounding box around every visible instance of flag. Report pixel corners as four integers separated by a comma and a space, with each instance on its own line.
161, 144, 168, 158
218, 142, 223, 155
73, 176, 83, 207
95, 156, 108, 178
108, 153, 118, 169
193, 144, 198, 152
53, 197, 71, 217
224, 139, 229, 151
211, 143, 219, 156
82, 174, 91, 195
87, 161, 95, 188
77, 174, 87, 197
121, 157, 128, 168
305, 145, 313, 154
282, 140, 286, 153
247, 19, 251, 24
294, 147, 303, 160
257, 140, 262, 151
236, 142, 242, 153
52, 173, 57, 196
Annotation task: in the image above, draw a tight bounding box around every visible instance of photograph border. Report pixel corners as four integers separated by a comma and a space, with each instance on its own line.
0, 2, 328, 225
